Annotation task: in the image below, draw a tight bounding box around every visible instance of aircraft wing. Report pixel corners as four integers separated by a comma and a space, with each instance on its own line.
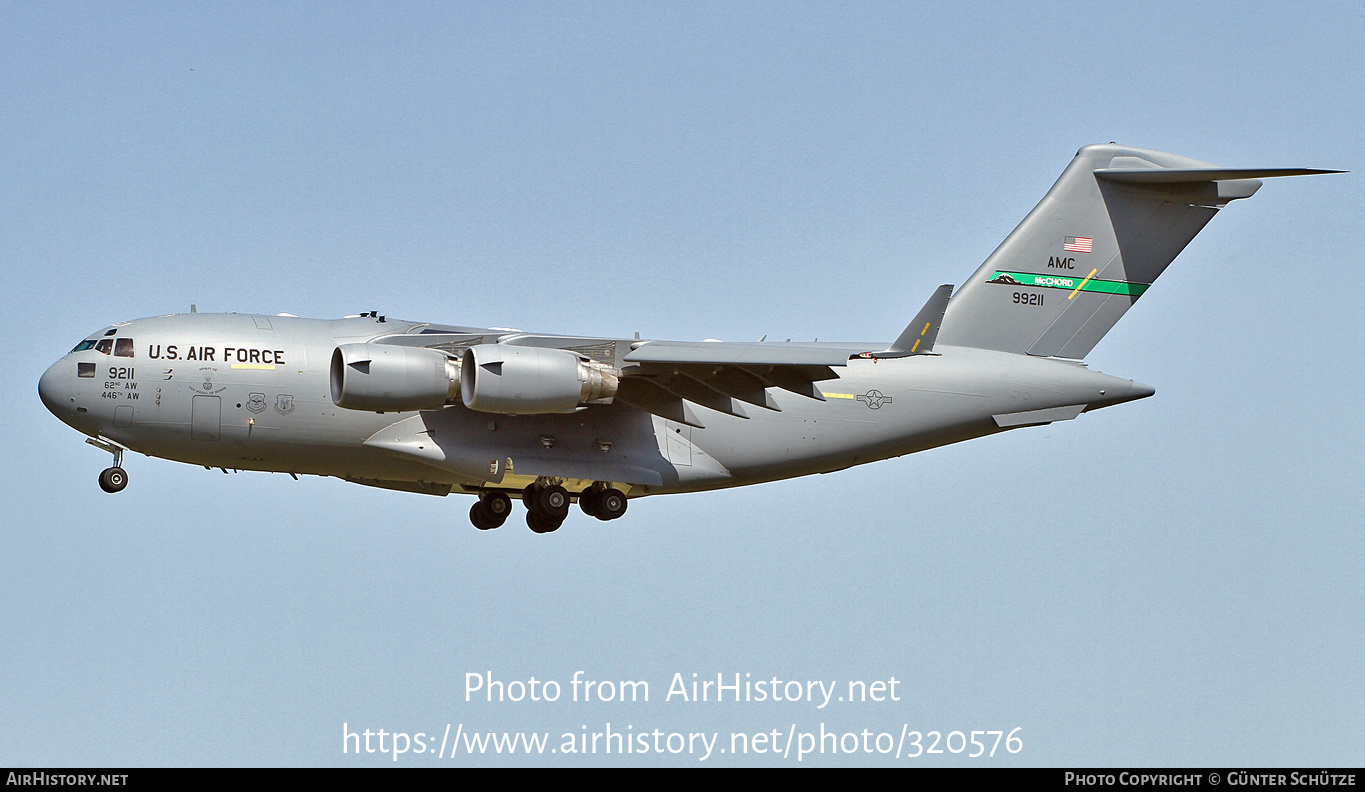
623, 340, 856, 367
615, 340, 869, 428
374, 329, 877, 429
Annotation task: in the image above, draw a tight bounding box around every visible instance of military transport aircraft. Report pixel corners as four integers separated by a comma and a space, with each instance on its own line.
38, 144, 1340, 533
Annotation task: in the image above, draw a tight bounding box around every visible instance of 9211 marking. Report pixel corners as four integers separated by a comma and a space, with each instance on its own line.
103, 367, 139, 400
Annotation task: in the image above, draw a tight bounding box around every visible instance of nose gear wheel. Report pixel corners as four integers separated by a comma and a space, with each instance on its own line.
98, 467, 128, 493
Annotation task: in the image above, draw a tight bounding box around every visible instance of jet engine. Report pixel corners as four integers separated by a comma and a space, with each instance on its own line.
330, 343, 460, 412
460, 344, 618, 414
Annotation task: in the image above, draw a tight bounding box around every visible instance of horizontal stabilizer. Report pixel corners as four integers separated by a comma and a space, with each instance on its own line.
1095, 167, 1344, 183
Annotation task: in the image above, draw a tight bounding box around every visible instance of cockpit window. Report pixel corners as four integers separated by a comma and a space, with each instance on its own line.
95, 339, 113, 355
114, 338, 134, 358
70, 339, 98, 353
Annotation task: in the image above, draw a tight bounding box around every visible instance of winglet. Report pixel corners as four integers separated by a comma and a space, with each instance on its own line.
864, 284, 953, 359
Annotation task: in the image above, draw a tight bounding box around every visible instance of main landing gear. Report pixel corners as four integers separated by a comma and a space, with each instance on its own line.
466, 481, 629, 533
523, 482, 570, 534
469, 491, 513, 531
87, 438, 129, 493
578, 485, 628, 521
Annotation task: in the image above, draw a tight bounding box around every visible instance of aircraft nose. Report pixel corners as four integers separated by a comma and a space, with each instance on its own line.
38, 360, 68, 417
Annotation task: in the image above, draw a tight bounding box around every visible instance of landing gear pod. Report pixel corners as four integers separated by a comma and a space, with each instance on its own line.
460, 344, 618, 415
330, 344, 460, 412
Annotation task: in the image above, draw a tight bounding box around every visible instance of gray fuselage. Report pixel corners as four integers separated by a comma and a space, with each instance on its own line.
38, 312, 1151, 500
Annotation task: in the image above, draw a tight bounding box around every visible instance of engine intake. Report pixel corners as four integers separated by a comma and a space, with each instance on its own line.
461, 344, 618, 414
331, 343, 460, 412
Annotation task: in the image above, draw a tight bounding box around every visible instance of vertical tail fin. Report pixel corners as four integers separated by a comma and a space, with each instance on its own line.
934, 144, 1338, 358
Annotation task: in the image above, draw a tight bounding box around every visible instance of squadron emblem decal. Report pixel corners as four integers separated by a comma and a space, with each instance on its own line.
274, 394, 295, 416
188, 367, 226, 394
246, 393, 267, 414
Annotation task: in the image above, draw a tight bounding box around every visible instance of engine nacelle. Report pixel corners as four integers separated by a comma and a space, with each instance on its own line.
461, 344, 618, 414
331, 343, 460, 412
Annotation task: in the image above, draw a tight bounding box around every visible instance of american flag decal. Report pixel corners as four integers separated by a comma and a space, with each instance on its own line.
1064, 236, 1093, 253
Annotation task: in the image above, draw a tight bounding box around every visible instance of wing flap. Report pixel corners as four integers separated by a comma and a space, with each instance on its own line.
615, 377, 707, 428
653, 372, 750, 418
736, 365, 828, 401
682, 365, 781, 411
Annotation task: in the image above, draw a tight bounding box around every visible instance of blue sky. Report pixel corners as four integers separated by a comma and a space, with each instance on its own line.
2, 1, 1361, 766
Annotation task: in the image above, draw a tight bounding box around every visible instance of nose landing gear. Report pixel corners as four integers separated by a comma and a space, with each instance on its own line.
86, 437, 129, 494
98, 466, 128, 493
